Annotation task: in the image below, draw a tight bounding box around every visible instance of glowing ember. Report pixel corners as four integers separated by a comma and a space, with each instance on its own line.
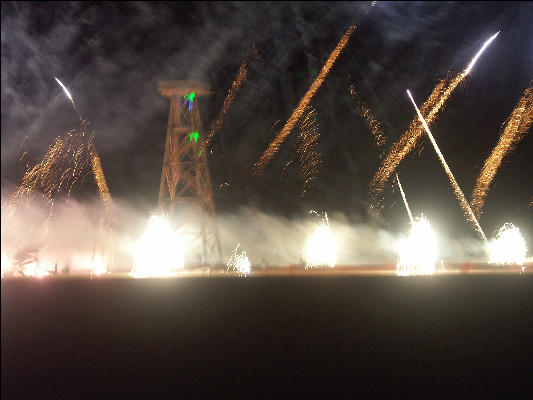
226, 244, 251, 276
488, 223, 527, 266
130, 215, 184, 278
302, 212, 336, 268
396, 215, 438, 276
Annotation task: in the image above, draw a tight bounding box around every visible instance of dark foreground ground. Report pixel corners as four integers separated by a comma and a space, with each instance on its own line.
2, 275, 533, 397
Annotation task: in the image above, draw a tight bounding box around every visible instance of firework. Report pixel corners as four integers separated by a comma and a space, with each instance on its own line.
203, 44, 258, 151
4, 120, 94, 225
471, 84, 533, 218
226, 244, 251, 276
296, 106, 322, 196
370, 32, 500, 208
395, 214, 438, 276
349, 83, 387, 149
89, 146, 115, 227
253, 25, 356, 174
55, 76, 114, 219
395, 173, 414, 224
369, 77, 448, 208
348, 81, 416, 220
130, 215, 184, 278
464, 32, 500, 75
302, 211, 336, 268
488, 223, 527, 266
87, 253, 108, 276
54, 77, 81, 119
20, 261, 52, 278
407, 90, 486, 241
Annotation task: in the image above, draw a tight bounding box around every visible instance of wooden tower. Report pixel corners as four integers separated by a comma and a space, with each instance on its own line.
158, 80, 222, 266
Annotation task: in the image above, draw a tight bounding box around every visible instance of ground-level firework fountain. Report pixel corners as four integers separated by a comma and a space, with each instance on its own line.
226, 244, 251, 276
130, 215, 185, 278
395, 215, 438, 276
302, 212, 336, 268
488, 223, 527, 267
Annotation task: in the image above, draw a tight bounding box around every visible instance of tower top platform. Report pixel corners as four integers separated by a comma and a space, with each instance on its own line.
158, 80, 211, 98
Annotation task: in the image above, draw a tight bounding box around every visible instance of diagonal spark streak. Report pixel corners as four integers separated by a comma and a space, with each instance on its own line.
407, 90, 486, 241
395, 173, 414, 224
253, 25, 356, 174
54, 77, 81, 119
369, 32, 500, 209
349, 81, 416, 221
204, 44, 258, 151
471, 83, 533, 218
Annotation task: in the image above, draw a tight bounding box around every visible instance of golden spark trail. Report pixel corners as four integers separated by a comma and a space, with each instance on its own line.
407, 90, 486, 241
369, 77, 448, 207
370, 32, 500, 208
471, 84, 533, 219
4, 121, 94, 224
253, 25, 356, 174
349, 83, 386, 149
54, 76, 114, 223
203, 44, 258, 151
89, 146, 114, 225
395, 173, 414, 224
295, 106, 321, 196
349, 82, 415, 221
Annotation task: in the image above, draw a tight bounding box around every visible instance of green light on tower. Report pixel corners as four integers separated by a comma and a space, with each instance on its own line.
190, 131, 199, 143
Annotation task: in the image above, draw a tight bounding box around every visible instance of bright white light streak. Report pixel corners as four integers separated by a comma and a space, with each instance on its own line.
406, 89, 487, 241
396, 173, 414, 224
54, 76, 81, 118
465, 31, 499, 75
54, 77, 73, 101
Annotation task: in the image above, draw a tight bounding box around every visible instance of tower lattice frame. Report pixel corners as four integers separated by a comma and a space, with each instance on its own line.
158, 80, 222, 266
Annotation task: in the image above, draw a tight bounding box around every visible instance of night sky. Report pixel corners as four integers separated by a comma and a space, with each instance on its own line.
1, 2, 532, 250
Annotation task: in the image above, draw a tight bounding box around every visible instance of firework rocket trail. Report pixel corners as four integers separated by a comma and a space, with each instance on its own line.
54, 77, 81, 119
369, 77, 448, 208
349, 81, 417, 221
296, 106, 321, 196
349, 83, 387, 149
471, 84, 533, 219
369, 32, 500, 209
464, 32, 500, 75
54, 77, 114, 222
203, 44, 258, 151
407, 90, 486, 241
395, 173, 414, 224
253, 25, 356, 174
89, 146, 114, 225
